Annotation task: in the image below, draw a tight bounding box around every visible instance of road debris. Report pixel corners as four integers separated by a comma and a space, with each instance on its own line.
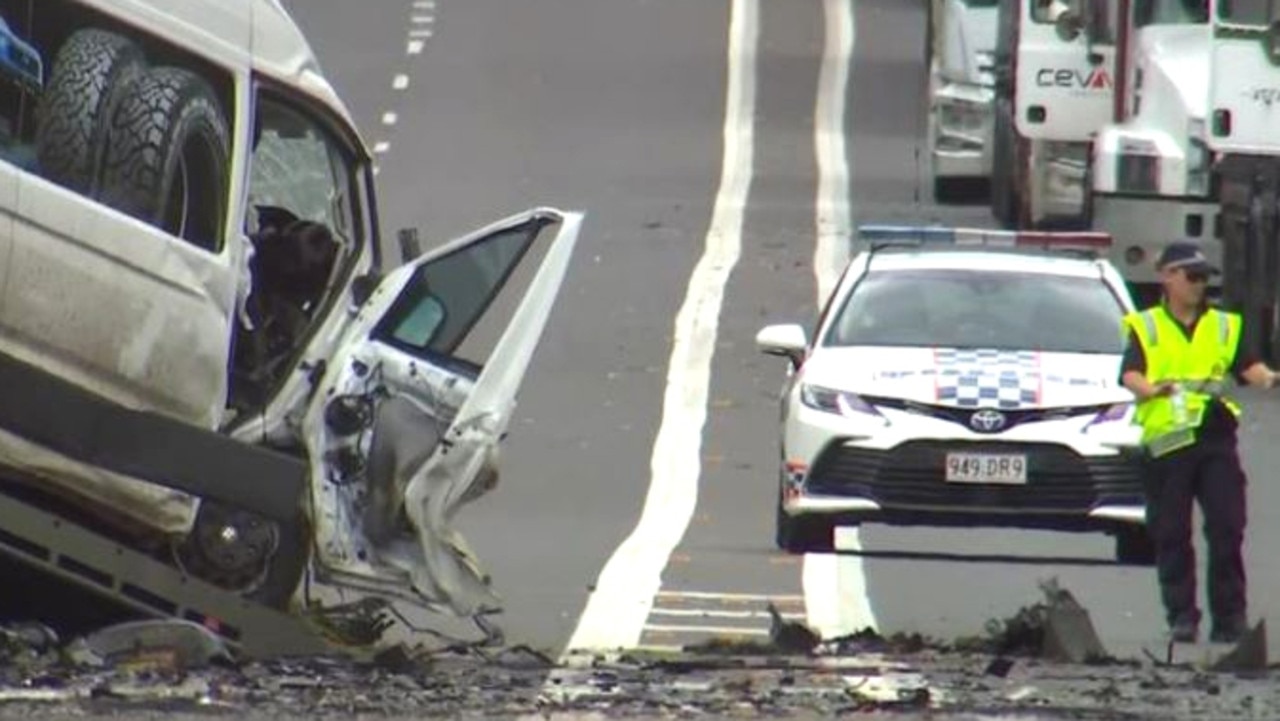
0, 580, 1277, 718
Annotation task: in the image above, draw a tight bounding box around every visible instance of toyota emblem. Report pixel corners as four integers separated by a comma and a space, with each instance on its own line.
969, 409, 1007, 433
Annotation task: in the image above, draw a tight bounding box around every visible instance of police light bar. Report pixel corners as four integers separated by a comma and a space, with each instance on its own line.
858, 225, 1113, 250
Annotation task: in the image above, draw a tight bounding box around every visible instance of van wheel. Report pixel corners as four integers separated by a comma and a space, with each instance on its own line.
97, 66, 231, 252
35, 29, 146, 194
176, 501, 311, 610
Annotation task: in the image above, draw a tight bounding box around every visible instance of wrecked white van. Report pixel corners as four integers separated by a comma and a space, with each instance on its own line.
0, 0, 581, 629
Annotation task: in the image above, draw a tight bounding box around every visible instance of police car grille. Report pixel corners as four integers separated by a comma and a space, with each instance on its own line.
806, 440, 1143, 511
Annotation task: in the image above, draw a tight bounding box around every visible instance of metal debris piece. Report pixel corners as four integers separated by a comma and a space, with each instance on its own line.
984, 657, 1015, 677
1211, 619, 1268, 673
1041, 579, 1110, 664
1, 622, 58, 654
766, 601, 820, 654
1007, 684, 1040, 702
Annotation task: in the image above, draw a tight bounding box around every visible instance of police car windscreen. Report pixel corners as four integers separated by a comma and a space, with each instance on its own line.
824, 269, 1125, 354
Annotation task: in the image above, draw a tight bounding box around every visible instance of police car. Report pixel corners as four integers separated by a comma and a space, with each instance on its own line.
756, 226, 1152, 564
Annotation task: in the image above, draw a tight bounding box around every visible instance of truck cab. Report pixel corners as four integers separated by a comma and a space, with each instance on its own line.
992, 0, 1280, 321
989, 0, 1118, 231
928, 0, 1000, 202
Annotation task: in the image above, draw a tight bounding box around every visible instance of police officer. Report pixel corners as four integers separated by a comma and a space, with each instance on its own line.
1119, 242, 1279, 644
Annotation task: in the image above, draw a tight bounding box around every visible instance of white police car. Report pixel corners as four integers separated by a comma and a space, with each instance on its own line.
756, 226, 1152, 564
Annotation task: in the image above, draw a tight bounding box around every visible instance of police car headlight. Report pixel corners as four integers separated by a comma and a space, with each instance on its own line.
800, 384, 884, 420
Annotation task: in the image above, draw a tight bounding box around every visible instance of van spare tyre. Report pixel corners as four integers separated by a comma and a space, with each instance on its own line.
35, 28, 146, 194
98, 65, 231, 252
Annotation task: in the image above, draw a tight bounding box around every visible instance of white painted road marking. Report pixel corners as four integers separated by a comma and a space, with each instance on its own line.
409, 28, 435, 39
393, 74, 410, 90
408, 40, 425, 55
562, 0, 760, 654
804, 0, 878, 641
382, 112, 399, 126
813, 0, 854, 303
650, 608, 806, 620
644, 624, 770, 636
657, 589, 803, 602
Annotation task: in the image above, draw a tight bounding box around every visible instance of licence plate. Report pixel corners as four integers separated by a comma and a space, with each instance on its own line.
945, 453, 1028, 484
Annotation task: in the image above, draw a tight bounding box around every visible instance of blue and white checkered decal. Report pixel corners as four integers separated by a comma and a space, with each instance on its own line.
933, 348, 1042, 409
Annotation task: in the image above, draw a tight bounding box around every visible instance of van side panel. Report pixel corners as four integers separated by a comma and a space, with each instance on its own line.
2, 171, 235, 427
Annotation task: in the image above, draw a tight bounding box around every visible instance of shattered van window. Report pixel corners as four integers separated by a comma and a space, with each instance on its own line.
248, 104, 355, 245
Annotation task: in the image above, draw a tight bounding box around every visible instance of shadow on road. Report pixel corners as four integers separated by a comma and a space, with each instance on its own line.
829, 546, 1125, 567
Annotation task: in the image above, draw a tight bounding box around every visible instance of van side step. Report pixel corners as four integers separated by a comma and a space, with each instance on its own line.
0, 490, 333, 659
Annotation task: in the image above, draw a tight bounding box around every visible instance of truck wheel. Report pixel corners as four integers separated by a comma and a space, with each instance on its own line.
775, 491, 835, 554
1114, 526, 1155, 566
97, 66, 230, 252
176, 501, 312, 610
34, 29, 146, 194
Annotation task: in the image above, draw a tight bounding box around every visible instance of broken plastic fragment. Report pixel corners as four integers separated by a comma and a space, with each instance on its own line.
66, 619, 233, 671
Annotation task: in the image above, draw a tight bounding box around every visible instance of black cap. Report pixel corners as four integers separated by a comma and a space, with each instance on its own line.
1156, 242, 1220, 275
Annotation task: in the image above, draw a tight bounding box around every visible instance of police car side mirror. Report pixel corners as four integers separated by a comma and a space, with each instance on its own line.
756, 323, 808, 367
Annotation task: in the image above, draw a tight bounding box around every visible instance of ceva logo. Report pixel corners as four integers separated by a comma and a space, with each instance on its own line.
1036, 68, 1113, 90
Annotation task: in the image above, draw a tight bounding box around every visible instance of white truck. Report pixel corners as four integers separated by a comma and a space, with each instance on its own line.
990, 0, 1280, 359
927, 0, 1001, 202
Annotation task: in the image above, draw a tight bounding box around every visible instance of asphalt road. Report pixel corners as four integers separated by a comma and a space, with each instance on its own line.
284, 0, 1280, 666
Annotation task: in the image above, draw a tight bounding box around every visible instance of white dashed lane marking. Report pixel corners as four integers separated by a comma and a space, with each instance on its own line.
371, 0, 436, 167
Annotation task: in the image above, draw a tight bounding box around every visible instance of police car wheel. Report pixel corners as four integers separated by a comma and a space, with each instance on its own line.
775, 493, 834, 554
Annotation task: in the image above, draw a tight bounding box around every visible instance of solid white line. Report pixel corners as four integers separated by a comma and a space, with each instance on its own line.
813, 0, 854, 301
803, 0, 879, 641
561, 0, 759, 655
644, 625, 770, 636
656, 590, 804, 602
407, 40, 425, 55
650, 608, 804, 620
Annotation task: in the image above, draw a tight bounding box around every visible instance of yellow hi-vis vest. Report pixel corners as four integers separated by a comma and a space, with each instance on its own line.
1123, 306, 1242, 458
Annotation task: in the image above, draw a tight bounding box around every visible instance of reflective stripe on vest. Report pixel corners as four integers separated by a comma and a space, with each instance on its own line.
1125, 307, 1242, 457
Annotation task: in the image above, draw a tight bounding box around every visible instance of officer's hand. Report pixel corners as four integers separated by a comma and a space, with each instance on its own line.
1150, 381, 1177, 398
